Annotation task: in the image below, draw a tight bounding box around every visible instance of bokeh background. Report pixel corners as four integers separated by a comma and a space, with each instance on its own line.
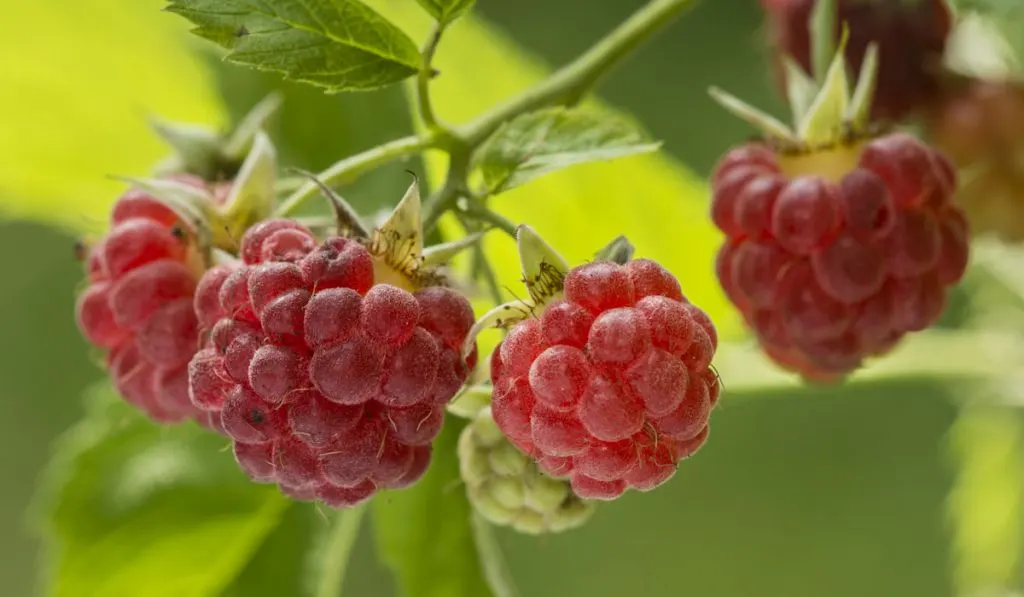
1, 1, 1017, 596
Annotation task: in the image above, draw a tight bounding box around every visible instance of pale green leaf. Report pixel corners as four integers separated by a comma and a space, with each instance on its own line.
372, 420, 494, 597
364, 0, 744, 348
36, 386, 290, 597
948, 404, 1024, 596
475, 107, 661, 193
415, 0, 475, 25
165, 0, 421, 92
0, 0, 224, 234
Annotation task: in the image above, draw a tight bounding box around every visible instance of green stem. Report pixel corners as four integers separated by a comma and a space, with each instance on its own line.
460, 0, 696, 147
422, 150, 472, 232
461, 200, 518, 239
718, 329, 1024, 397
418, 23, 445, 131
470, 512, 521, 597
313, 503, 367, 597
275, 134, 436, 217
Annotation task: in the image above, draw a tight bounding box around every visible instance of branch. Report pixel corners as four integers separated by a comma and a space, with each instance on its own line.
460, 0, 696, 147
275, 134, 436, 217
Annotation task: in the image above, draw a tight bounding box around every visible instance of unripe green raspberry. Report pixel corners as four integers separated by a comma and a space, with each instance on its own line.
459, 407, 596, 535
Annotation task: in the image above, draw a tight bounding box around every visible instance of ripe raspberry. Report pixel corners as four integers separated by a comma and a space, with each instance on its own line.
76, 177, 219, 423
924, 77, 1024, 242
762, 0, 953, 122
489, 259, 717, 501
459, 407, 595, 534
712, 132, 969, 379
188, 218, 477, 507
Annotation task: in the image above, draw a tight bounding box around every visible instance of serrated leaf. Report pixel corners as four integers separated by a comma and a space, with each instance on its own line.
36, 385, 290, 597
476, 107, 661, 194
372, 420, 495, 597
415, 0, 475, 25
165, 0, 421, 92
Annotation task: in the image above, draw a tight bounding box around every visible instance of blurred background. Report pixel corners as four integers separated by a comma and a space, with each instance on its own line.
1, 1, 1018, 596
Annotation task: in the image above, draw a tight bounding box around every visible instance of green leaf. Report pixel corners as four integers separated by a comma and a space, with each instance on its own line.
36, 385, 290, 597
415, 0, 475, 26
0, 0, 225, 234
372, 419, 495, 597
165, 0, 421, 92
475, 107, 661, 193
948, 404, 1024, 596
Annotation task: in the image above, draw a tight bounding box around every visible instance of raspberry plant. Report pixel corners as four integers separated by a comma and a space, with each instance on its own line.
26, 0, 1024, 596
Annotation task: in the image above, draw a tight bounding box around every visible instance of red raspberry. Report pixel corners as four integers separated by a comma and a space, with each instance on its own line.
188, 219, 478, 508
75, 179, 216, 423
762, 0, 953, 122
489, 259, 717, 501
712, 132, 969, 380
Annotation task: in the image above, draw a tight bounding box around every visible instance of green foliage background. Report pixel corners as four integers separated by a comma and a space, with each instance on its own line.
0, 0, 1017, 596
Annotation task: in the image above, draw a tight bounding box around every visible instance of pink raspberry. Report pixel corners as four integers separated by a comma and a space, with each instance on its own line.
489, 259, 718, 501
75, 178, 219, 424
712, 133, 969, 380
188, 219, 478, 508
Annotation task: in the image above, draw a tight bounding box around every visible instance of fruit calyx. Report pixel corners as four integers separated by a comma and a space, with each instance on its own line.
710, 22, 881, 169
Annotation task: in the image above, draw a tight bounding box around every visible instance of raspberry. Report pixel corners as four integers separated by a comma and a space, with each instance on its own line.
459, 407, 595, 534
711, 132, 969, 379
75, 180, 219, 423
188, 218, 477, 507
924, 78, 1024, 242
762, 0, 953, 122
490, 259, 716, 501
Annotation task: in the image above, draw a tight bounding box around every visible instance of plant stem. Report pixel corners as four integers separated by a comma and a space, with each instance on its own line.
461, 200, 518, 239
422, 150, 472, 232
275, 134, 436, 217
313, 503, 367, 597
418, 23, 445, 131
460, 0, 696, 147
717, 329, 1024, 397
470, 512, 521, 597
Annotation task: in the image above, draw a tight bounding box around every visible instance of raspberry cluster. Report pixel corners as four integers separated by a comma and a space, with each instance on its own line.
188, 219, 478, 507
762, 0, 953, 122
459, 407, 594, 534
925, 79, 1024, 242
75, 178, 222, 424
712, 133, 970, 380
489, 259, 719, 501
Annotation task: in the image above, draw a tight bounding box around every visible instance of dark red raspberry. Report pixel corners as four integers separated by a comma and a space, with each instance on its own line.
489, 259, 717, 501
76, 179, 218, 423
188, 219, 477, 508
762, 0, 953, 122
924, 77, 1024, 242
712, 132, 969, 380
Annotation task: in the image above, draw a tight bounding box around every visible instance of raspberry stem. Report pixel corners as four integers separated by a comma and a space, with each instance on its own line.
275, 134, 438, 218
470, 512, 522, 597
313, 503, 368, 597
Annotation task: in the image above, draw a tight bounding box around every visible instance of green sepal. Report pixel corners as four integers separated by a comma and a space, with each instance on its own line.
516, 224, 569, 305
707, 87, 798, 143
371, 179, 424, 262
289, 168, 371, 240
447, 383, 493, 419
113, 175, 227, 252
797, 27, 851, 145
810, 0, 838, 82
223, 92, 284, 162
219, 130, 277, 242
593, 234, 635, 265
